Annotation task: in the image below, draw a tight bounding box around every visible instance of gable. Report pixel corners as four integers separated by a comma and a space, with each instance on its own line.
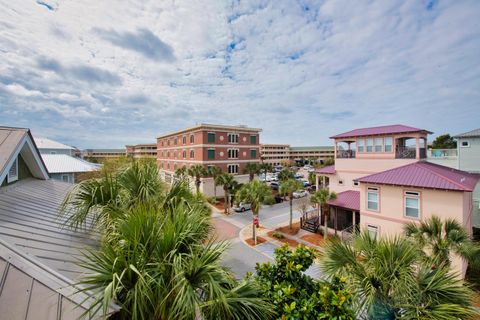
0, 128, 49, 185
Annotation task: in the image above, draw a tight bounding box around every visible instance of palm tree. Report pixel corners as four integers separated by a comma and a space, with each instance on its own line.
321, 232, 478, 319
243, 162, 260, 182
404, 215, 480, 269
279, 179, 303, 230
310, 188, 336, 239
206, 165, 222, 201
60, 160, 163, 230
236, 180, 273, 244
259, 163, 273, 182
278, 168, 294, 182
187, 164, 207, 194
215, 173, 236, 214
309, 190, 322, 225
77, 196, 274, 319
308, 171, 316, 186
62, 163, 274, 319
175, 165, 188, 178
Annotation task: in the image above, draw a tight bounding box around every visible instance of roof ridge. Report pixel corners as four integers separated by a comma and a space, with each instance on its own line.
417, 162, 473, 191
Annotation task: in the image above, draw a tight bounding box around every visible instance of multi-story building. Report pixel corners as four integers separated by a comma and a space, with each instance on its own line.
157, 123, 261, 195
126, 143, 157, 159
289, 146, 334, 164
312, 124, 479, 278
82, 148, 126, 162
260, 144, 334, 166
260, 144, 290, 165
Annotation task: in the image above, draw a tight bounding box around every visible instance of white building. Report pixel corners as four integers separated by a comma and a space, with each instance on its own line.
34, 137, 100, 183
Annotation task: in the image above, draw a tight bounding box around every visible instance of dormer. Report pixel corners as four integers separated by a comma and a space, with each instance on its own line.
0, 127, 49, 186
330, 125, 432, 161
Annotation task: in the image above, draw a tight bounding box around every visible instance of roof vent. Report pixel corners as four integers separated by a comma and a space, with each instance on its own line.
460, 177, 466, 183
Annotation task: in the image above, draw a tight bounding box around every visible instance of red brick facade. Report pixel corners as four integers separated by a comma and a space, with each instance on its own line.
157, 124, 261, 175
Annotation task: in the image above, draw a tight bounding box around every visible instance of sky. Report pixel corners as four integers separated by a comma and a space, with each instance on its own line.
0, 0, 479, 148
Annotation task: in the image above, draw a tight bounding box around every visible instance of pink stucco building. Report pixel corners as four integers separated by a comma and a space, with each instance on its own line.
314, 124, 479, 277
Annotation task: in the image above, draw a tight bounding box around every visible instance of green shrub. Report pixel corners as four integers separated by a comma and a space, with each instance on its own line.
272, 231, 284, 239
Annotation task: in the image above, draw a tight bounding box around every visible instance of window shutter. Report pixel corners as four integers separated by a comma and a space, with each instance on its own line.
7, 157, 18, 183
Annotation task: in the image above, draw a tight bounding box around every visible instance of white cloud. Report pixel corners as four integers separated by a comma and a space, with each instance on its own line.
0, 0, 479, 148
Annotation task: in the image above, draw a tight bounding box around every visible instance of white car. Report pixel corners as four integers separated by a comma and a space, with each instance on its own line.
292, 190, 308, 199
233, 202, 252, 212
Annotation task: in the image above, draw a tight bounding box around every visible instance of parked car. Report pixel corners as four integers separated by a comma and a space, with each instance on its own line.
308, 185, 317, 193
274, 195, 284, 203
302, 180, 310, 187
292, 189, 308, 199
233, 202, 252, 212
270, 181, 279, 190
294, 173, 304, 179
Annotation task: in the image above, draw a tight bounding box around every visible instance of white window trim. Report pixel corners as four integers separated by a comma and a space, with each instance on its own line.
367, 224, 379, 239
228, 148, 239, 159
7, 157, 18, 183
404, 191, 421, 219
367, 187, 379, 212
228, 133, 239, 144
228, 164, 239, 174
460, 140, 470, 148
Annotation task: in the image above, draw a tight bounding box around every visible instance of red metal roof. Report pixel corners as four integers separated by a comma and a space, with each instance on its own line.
330, 124, 432, 139
316, 165, 335, 174
327, 190, 360, 211
356, 161, 479, 192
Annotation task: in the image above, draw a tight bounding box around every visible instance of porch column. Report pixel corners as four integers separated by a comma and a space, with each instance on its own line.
352, 211, 356, 233
334, 207, 338, 236
323, 176, 326, 189
315, 174, 319, 191
415, 137, 420, 160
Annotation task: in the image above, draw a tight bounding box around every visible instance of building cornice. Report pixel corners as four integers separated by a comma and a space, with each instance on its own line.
157, 124, 262, 139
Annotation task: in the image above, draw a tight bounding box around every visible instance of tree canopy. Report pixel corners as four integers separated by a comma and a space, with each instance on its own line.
431, 134, 457, 149
254, 245, 355, 319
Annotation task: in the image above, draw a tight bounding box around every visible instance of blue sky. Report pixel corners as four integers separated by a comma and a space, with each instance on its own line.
0, 0, 479, 148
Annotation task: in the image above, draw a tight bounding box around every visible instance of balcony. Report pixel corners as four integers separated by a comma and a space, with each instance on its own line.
428, 149, 457, 159
336, 149, 356, 159
395, 147, 426, 159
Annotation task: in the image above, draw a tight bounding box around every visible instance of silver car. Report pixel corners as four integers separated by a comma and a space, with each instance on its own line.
234, 202, 252, 212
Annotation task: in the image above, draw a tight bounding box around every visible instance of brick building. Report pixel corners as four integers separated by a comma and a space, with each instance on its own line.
157, 124, 261, 195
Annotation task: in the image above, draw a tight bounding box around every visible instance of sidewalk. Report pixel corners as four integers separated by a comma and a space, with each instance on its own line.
238, 222, 326, 279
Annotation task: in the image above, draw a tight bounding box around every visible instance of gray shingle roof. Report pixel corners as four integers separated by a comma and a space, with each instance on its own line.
454, 128, 480, 138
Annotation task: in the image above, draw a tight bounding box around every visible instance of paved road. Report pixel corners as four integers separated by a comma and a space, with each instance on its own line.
225, 196, 310, 229
215, 197, 313, 278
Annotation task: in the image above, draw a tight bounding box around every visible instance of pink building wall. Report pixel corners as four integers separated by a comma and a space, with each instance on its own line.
359, 183, 470, 277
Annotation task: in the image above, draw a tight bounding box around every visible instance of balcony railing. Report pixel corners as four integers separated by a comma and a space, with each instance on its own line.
395, 147, 426, 159
336, 150, 356, 159
428, 149, 458, 159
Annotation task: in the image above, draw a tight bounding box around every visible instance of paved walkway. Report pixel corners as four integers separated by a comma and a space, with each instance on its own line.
211, 200, 325, 279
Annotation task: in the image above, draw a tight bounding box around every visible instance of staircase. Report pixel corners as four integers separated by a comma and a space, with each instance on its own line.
300, 216, 320, 233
